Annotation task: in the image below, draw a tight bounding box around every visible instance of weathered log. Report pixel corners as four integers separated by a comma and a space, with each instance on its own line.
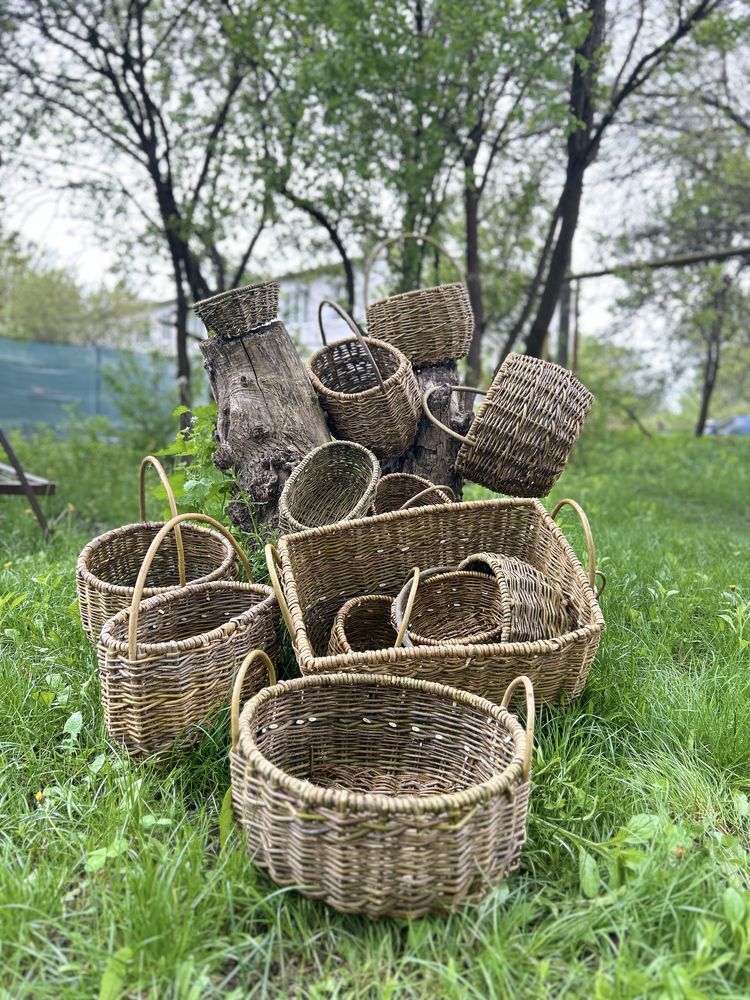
379, 362, 472, 499
200, 321, 330, 529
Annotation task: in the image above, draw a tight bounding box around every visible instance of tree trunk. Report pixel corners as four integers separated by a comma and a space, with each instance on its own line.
201, 321, 330, 528
379, 361, 472, 498
465, 182, 485, 384
695, 335, 721, 437
558, 278, 571, 367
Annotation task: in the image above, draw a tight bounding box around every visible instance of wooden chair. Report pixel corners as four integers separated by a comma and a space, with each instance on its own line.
0, 429, 56, 535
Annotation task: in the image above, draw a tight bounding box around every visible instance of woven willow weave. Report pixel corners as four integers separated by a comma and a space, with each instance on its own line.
192, 281, 279, 337
97, 514, 279, 758
328, 594, 398, 655
307, 299, 420, 459
371, 473, 453, 515
76, 456, 237, 643
230, 670, 534, 918
423, 354, 593, 497
278, 441, 380, 535
363, 233, 474, 366
392, 568, 507, 647
267, 497, 605, 704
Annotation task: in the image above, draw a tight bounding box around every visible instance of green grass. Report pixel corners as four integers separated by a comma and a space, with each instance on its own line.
1, 425, 749, 999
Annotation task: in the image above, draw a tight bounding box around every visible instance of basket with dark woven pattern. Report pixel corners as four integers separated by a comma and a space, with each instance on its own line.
307, 299, 420, 460
423, 354, 593, 497
230, 663, 534, 918
76, 456, 237, 643
192, 281, 279, 337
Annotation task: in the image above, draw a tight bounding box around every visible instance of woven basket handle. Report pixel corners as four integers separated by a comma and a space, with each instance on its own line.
394, 566, 421, 648
127, 513, 253, 660
500, 675, 535, 780
265, 543, 296, 637
422, 385, 487, 444
138, 456, 185, 587
230, 649, 277, 749
551, 498, 605, 597
318, 298, 386, 394
363, 232, 466, 308
399, 484, 455, 511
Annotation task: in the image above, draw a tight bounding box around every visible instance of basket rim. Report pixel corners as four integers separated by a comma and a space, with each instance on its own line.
277, 497, 605, 667
280, 440, 380, 533
76, 521, 237, 598
235, 670, 529, 814
98, 579, 275, 659
307, 335, 412, 403
366, 281, 468, 312
192, 279, 279, 315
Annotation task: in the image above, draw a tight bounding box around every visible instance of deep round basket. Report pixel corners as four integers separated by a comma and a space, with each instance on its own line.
230, 670, 534, 918
371, 473, 454, 515
328, 594, 398, 654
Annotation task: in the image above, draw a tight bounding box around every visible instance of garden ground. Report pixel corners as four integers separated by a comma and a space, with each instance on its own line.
1, 426, 749, 999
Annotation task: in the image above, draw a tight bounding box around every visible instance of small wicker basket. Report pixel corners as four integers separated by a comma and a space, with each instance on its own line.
230, 665, 534, 918
328, 594, 399, 655
192, 281, 279, 337
76, 456, 237, 643
307, 299, 420, 459
278, 441, 380, 535
364, 232, 474, 366
423, 354, 593, 497
371, 473, 454, 515
98, 513, 279, 758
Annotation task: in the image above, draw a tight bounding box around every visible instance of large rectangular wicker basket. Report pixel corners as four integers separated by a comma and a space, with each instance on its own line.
270, 498, 605, 704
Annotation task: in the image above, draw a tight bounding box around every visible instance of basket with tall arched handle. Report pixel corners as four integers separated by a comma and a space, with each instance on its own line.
422, 353, 593, 498
307, 299, 420, 459
229, 666, 535, 918
76, 456, 239, 643
363, 232, 474, 366
97, 513, 280, 758
370, 472, 454, 516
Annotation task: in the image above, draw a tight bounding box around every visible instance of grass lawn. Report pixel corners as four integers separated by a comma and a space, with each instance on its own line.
1, 424, 749, 998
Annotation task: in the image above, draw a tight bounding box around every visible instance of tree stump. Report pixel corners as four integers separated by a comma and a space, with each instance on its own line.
200, 321, 330, 529
379, 362, 472, 498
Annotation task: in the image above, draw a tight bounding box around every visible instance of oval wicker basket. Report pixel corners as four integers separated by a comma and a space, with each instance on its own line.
363, 232, 474, 366
423, 353, 593, 497
230, 666, 534, 918
98, 513, 279, 758
267, 497, 605, 705
278, 441, 380, 535
328, 594, 399, 655
371, 473, 454, 515
392, 566, 508, 648
458, 552, 575, 642
76, 456, 237, 643
307, 299, 420, 459
192, 280, 279, 337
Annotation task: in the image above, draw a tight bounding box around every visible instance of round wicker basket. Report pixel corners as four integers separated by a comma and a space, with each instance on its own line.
307, 299, 420, 459
76, 456, 237, 643
230, 667, 534, 918
371, 472, 454, 515
328, 594, 398, 655
278, 441, 380, 535
423, 354, 593, 497
192, 281, 279, 337
364, 232, 474, 366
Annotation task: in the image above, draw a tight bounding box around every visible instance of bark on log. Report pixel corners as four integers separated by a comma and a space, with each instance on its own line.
200, 321, 330, 529
379, 362, 472, 498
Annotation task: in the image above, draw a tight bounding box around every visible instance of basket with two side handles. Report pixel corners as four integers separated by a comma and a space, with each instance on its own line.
266, 497, 605, 705
363, 232, 474, 367
423, 353, 594, 497
192, 280, 279, 337
98, 513, 280, 758
76, 456, 238, 643
371, 472, 454, 516
307, 299, 420, 459
278, 440, 380, 535
230, 652, 534, 918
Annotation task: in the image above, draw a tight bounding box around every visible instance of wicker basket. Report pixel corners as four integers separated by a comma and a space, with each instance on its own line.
423, 354, 593, 497
458, 552, 575, 642
98, 513, 279, 758
307, 299, 420, 459
192, 281, 279, 337
363, 232, 474, 366
230, 665, 534, 918
328, 594, 399, 655
76, 456, 237, 643
266, 497, 605, 704
392, 566, 507, 648
278, 441, 380, 535
371, 473, 454, 515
